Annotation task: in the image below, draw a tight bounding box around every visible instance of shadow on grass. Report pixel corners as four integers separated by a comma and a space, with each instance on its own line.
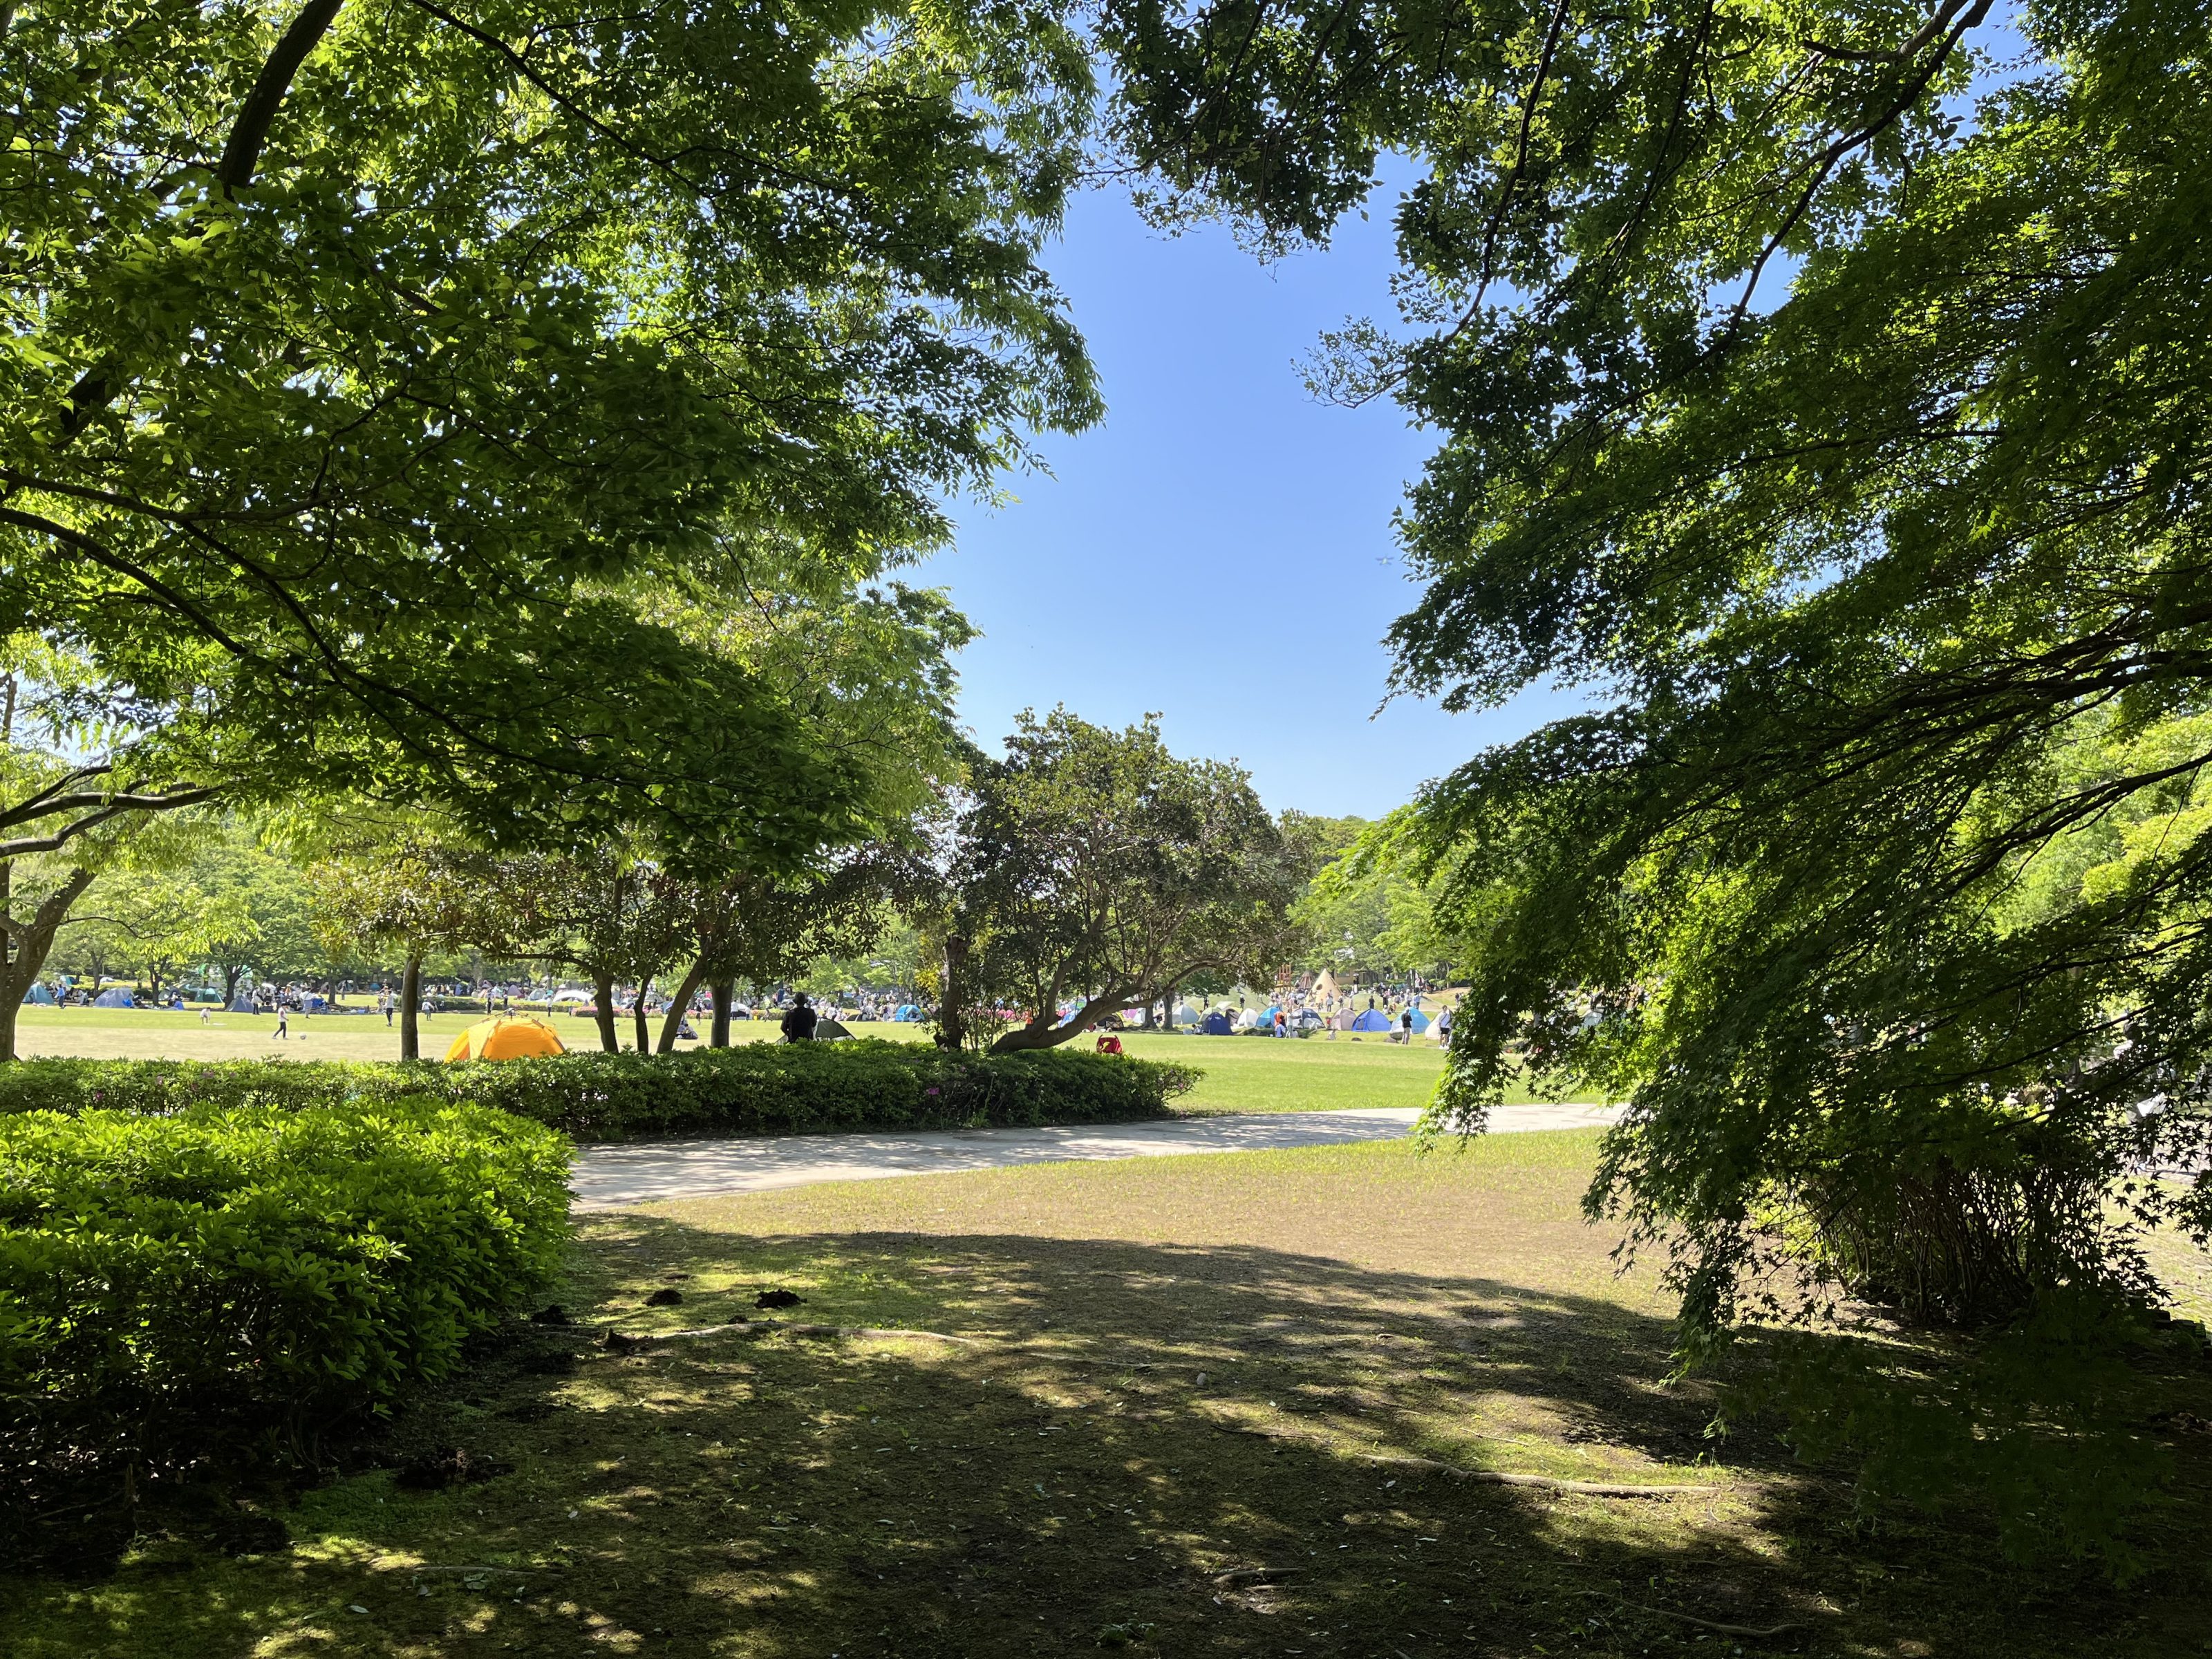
7, 1217, 2210, 1659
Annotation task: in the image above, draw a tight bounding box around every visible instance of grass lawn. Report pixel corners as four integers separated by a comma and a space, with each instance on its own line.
8, 1009, 1568, 1114
8, 1131, 2208, 1658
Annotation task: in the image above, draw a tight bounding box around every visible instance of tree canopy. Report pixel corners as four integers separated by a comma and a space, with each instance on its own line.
1105, 0, 2212, 1558
937, 709, 1309, 1051
1, 0, 1100, 860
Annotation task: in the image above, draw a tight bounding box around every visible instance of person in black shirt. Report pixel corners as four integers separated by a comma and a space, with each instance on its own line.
780, 995, 818, 1042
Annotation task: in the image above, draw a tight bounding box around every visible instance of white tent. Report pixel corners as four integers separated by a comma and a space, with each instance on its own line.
94, 986, 133, 1009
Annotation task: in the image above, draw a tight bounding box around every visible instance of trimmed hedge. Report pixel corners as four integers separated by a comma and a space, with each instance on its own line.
0, 1040, 1201, 1143
0, 1100, 570, 1491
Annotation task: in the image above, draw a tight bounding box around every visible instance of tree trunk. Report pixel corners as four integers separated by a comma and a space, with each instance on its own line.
711, 980, 735, 1047
986, 993, 1141, 1055
657, 959, 708, 1053
222, 962, 243, 1008
934, 933, 970, 1051
1161, 980, 1179, 1032
632, 980, 653, 1054
399, 951, 423, 1061
0, 864, 95, 1062
592, 972, 619, 1053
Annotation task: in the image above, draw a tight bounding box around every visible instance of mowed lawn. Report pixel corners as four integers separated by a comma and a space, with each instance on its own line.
10, 1132, 2209, 1659
8, 1008, 1568, 1114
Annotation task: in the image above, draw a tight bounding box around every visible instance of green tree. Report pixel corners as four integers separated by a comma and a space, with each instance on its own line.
194, 834, 327, 1004
310, 834, 504, 1059
1109, 0, 2212, 1558
1, 0, 1103, 1013
637, 534, 973, 1050
669, 852, 924, 1049
937, 709, 1309, 1053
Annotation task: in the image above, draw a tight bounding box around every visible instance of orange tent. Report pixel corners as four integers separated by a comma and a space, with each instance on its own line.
444, 1015, 566, 1063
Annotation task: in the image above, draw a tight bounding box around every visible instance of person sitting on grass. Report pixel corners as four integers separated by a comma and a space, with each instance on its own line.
780, 993, 818, 1043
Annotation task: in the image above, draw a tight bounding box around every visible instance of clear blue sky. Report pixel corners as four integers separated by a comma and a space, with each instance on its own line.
922, 175, 1572, 822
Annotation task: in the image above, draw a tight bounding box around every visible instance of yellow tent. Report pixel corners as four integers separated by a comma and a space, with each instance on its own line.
444, 1015, 566, 1063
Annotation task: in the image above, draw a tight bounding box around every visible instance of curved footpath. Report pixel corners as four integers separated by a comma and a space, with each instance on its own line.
568, 1103, 1623, 1210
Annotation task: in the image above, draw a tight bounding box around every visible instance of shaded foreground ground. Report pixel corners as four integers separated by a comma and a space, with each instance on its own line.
9, 1133, 2211, 1658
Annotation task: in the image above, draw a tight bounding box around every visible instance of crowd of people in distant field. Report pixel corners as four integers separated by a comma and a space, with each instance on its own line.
26, 968, 1462, 1054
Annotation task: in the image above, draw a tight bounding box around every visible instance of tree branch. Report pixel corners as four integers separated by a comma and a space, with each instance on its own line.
217, 0, 346, 196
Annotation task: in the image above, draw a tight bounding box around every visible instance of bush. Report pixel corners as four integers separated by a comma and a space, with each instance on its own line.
0, 1100, 570, 1496
0, 1041, 1201, 1143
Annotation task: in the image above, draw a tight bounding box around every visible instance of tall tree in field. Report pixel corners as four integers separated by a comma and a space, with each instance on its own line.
1104, 0, 2212, 1555
641, 537, 974, 1051
663, 851, 924, 1051
0, 0, 1104, 1022
507, 850, 694, 1055
0, 648, 216, 1054
937, 709, 1309, 1053
192, 833, 326, 1005
310, 835, 503, 1059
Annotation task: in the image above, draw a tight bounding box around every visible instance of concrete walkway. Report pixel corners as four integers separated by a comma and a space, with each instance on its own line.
569, 1103, 1622, 1210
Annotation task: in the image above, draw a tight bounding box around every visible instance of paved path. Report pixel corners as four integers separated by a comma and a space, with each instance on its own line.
569, 1103, 1622, 1210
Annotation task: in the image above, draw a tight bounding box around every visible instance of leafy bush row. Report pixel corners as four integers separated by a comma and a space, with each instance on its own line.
0, 1041, 1201, 1142
0, 1100, 570, 1499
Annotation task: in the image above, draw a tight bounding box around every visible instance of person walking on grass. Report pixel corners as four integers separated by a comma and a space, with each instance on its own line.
273, 1005, 290, 1041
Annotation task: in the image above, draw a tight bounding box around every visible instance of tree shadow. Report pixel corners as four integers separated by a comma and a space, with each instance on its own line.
13, 1214, 2211, 1658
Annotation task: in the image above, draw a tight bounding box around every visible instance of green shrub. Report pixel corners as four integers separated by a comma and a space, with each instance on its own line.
0, 1041, 1201, 1143
0, 1100, 570, 1493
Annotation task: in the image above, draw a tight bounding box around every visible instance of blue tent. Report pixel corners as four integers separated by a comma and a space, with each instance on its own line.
94, 986, 134, 1009
230, 988, 256, 1013
1406, 1009, 1431, 1033
892, 1004, 921, 1022
21, 982, 55, 1005
1199, 1010, 1235, 1035
1350, 1009, 1392, 1031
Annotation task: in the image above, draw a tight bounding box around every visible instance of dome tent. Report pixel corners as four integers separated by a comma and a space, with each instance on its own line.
1199, 1010, 1235, 1035
813, 1017, 854, 1040
229, 988, 256, 1013
1405, 1009, 1431, 1033
892, 1004, 921, 1022
21, 983, 55, 1005
445, 1016, 565, 1062
94, 986, 133, 1009
1350, 1009, 1392, 1032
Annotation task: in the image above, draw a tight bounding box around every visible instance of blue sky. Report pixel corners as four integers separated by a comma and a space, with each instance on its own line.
922, 176, 1573, 821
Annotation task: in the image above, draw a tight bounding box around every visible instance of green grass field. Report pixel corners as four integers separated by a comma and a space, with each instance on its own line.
7, 1007, 1534, 1114
8, 1130, 2208, 1659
